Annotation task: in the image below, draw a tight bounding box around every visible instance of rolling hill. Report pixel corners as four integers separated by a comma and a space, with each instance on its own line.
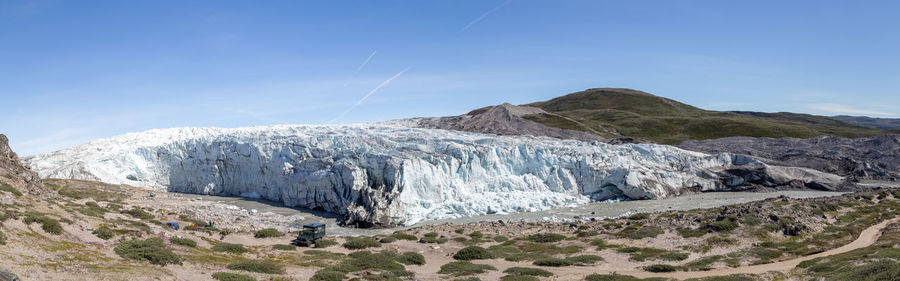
521, 88, 890, 144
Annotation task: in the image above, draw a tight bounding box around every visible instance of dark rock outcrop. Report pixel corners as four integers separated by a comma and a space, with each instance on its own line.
680, 135, 900, 182
0, 267, 19, 281
0, 134, 43, 190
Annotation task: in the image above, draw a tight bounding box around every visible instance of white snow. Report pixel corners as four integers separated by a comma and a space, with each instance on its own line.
26, 124, 768, 226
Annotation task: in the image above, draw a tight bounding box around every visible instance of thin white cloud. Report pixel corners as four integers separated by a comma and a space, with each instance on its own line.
804, 103, 896, 117
330, 67, 412, 123
459, 0, 512, 32
356, 51, 377, 73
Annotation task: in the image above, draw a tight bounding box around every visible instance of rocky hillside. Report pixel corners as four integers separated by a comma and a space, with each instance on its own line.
0, 134, 43, 193
392, 103, 610, 142
680, 135, 900, 182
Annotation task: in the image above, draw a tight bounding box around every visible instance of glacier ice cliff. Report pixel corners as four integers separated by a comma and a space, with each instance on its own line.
24, 125, 844, 226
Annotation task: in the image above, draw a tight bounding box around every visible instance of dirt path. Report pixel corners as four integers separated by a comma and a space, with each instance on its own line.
473, 216, 900, 280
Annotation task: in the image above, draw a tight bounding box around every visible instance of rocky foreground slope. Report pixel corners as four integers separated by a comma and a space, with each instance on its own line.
24, 125, 846, 226
680, 135, 900, 182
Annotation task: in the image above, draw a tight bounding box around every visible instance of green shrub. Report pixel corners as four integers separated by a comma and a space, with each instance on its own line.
343, 237, 382, 250
273, 244, 296, 251
644, 264, 677, 272
0, 230, 6, 245
227, 260, 285, 274
707, 219, 739, 232
584, 274, 646, 281
424, 232, 439, 238
211, 272, 257, 281
453, 246, 493, 260
565, 255, 604, 265
627, 213, 650, 220
93, 226, 116, 240
454, 278, 481, 281
170, 237, 197, 247
676, 227, 707, 238
533, 258, 572, 267
314, 238, 338, 248
310, 270, 345, 281
253, 228, 283, 238
618, 225, 664, 239
525, 233, 566, 243
420, 236, 449, 244
500, 275, 539, 281
122, 207, 154, 220
380, 237, 398, 243
0, 183, 22, 197
212, 243, 249, 254
114, 238, 182, 265
468, 231, 484, 239
391, 232, 418, 241
503, 267, 553, 277
23, 214, 62, 235
494, 235, 509, 242
438, 261, 497, 276
396, 252, 425, 265
590, 238, 609, 250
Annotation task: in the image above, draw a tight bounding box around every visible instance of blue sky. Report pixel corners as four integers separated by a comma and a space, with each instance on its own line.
2, 0, 898, 156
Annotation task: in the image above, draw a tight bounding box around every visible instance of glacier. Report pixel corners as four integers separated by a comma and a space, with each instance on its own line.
24, 124, 844, 226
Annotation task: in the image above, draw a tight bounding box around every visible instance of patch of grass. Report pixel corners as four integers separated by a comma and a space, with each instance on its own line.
533, 258, 572, 267
420, 236, 449, 244
396, 252, 425, 265
565, 255, 604, 265
438, 261, 496, 276
682, 255, 723, 271
454, 246, 493, 260
23, 213, 62, 235
526, 233, 567, 243
273, 244, 296, 251
315, 239, 338, 248
122, 207, 154, 220
494, 235, 509, 242
114, 238, 183, 265
503, 267, 553, 277
684, 275, 757, 281
676, 227, 707, 238
343, 237, 382, 250
468, 231, 484, 239
211, 272, 257, 281
707, 219, 739, 232
617, 225, 664, 239
253, 228, 283, 238
589, 238, 609, 250
616, 247, 688, 262
627, 213, 650, 220
92, 225, 116, 240
585, 274, 668, 281
212, 243, 249, 254
170, 237, 197, 247
0, 230, 6, 245
227, 260, 285, 274
0, 183, 22, 197
390, 232, 418, 240
380, 236, 398, 243
644, 264, 677, 273
500, 275, 540, 281
310, 271, 345, 281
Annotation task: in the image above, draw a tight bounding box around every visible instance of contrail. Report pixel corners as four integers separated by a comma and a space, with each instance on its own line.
355, 51, 377, 73
330, 67, 412, 123
459, 0, 512, 32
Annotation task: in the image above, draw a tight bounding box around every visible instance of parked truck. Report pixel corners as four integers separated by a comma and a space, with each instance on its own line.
293, 223, 326, 247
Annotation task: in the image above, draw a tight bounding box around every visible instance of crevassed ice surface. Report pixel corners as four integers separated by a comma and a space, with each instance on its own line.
25, 124, 757, 226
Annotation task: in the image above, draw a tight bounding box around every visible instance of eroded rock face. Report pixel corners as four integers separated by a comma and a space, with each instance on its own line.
680, 135, 900, 182
0, 134, 43, 191
26, 125, 844, 226
0, 267, 19, 281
